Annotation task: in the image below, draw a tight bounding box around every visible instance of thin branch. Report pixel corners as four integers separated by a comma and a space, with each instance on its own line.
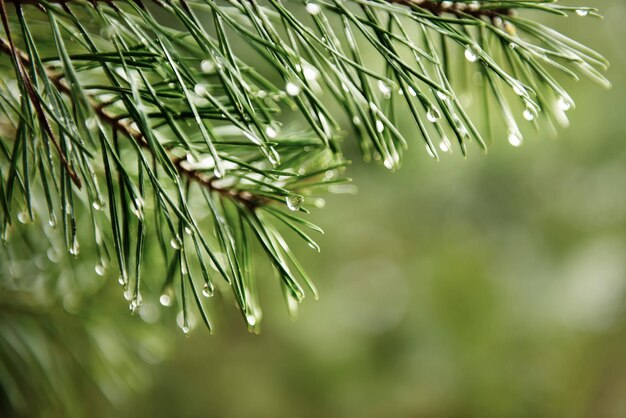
0, 36, 263, 208
387, 0, 512, 19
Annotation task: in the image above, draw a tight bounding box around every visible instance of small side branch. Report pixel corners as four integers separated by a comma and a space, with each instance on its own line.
387, 0, 511, 19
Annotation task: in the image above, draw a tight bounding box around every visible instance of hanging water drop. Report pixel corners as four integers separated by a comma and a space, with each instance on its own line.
17, 211, 29, 224
464, 46, 478, 63
170, 237, 181, 250
383, 157, 394, 170
92, 199, 103, 211
184, 226, 193, 235
305, 2, 321, 15
246, 313, 257, 327
285, 81, 301, 96
439, 137, 451, 153
377, 80, 391, 98
558, 96, 572, 111
426, 108, 440, 123
181, 324, 190, 334
200, 59, 214, 73
129, 299, 139, 313
302, 64, 318, 81
160, 287, 174, 306
575, 9, 589, 17
202, 283, 214, 298
375, 119, 385, 133
95, 262, 106, 276
265, 125, 278, 139
69, 237, 80, 256
523, 108, 535, 121
286, 195, 304, 211
507, 130, 523, 147
193, 84, 207, 96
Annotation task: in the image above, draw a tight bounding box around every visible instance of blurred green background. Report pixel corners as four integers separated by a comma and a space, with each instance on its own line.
5, 2, 626, 417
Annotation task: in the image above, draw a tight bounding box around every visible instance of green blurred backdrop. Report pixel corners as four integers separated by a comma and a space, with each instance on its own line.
10, 2, 626, 417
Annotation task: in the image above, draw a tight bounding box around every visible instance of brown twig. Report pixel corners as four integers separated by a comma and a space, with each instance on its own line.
386, 0, 511, 19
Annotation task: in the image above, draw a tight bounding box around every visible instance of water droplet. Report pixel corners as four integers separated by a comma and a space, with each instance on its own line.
375, 120, 385, 133
265, 125, 278, 139
286, 195, 304, 211
69, 237, 80, 256
426, 108, 440, 123
352, 116, 361, 125
194, 84, 207, 96
523, 108, 535, 121
92, 200, 103, 211
512, 84, 525, 96
118, 275, 126, 286
182, 324, 190, 334
302, 64, 318, 81
184, 226, 193, 235
464, 46, 478, 63
407, 87, 417, 97
507, 130, 523, 147
377, 80, 391, 98
95, 262, 106, 276
267, 148, 281, 165
246, 313, 257, 326
305, 2, 321, 15
200, 59, 214, 73
129, 299, 139, 313
17, 211, 29, 224
439, 137, 451, 153
436, 91, 448, 100
160, 287, 174, 306
170, 237, 181, 250
558, 96, 572, 111
131, 197, 144, 219
575, 9, 589, 17
48, 215, 57, 229
202, 283, 214, 298
285, 81, 301, 96
124, 288, 133, 301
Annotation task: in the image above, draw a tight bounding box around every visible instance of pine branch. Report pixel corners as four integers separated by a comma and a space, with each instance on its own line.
0, 0, 609, 337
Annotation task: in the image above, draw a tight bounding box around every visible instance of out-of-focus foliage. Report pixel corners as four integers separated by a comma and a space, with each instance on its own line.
0, 222, 171, 418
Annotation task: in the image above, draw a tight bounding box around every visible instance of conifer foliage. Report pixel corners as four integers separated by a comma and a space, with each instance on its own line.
0, 0, 608, 334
